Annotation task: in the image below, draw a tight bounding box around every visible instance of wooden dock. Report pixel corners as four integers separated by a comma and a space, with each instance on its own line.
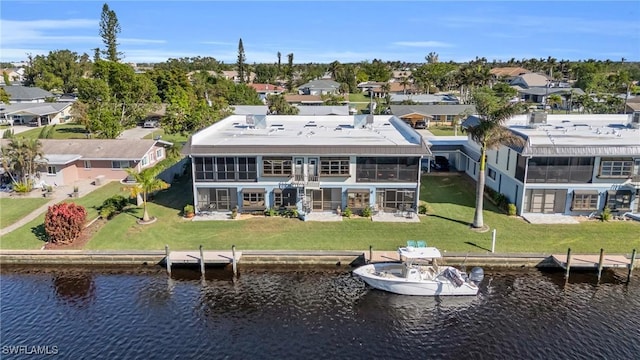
551, 253, 630, 269
168, 251, 241, 265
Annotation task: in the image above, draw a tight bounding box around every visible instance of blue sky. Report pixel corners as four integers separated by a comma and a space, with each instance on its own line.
1, 1, 639, 64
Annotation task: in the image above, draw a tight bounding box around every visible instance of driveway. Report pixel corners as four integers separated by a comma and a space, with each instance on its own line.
118, 126, 159, 140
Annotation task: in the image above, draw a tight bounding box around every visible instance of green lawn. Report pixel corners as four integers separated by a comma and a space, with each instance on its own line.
0, 182, 129, 249
0, 198, 49, 228
348, 93, 369, 103
143, 129, 189, 146
15, 124, 89, 139
3, 175, 639, 254
428, 126, 458, 136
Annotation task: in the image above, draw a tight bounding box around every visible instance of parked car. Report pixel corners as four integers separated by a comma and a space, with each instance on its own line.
143, 120, 159, 128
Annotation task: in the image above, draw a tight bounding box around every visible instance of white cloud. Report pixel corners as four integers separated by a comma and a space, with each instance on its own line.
392, 41, 453, 48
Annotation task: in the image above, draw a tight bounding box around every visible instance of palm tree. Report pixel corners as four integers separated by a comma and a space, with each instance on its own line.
1, 137, 46, 187
547, 94, 563, 113
399, 76, 411, 95
125, 167, 169, 223
467, 87, 524, 229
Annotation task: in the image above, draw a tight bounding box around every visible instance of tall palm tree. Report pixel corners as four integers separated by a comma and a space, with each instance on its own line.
1, 137, 46, 187
125, 167, 169, 222
547, 94, 563, 113
467, 87, 524, 229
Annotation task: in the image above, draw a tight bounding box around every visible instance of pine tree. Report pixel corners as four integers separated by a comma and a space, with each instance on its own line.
99, 3, 122, 62
237, 38, 246, 84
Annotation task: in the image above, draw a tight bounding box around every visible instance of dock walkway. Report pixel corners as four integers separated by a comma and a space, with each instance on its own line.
551, 253, 630, 269
168, 250, 241, 265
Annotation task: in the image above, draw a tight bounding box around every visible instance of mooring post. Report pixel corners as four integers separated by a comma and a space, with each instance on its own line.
369, 245, 373, 264
491, 229, 497, 253
597, 248, 605, 283
165, 244, 171, 276
627, 249, 636, 284
565, 248, 572, 280
232, 244, 237, 277
199, 245, 205, 276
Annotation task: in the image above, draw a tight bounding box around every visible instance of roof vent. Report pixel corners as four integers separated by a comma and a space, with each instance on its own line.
528, 111, 547, 128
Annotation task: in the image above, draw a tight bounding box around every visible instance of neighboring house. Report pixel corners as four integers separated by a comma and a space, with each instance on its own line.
298, 80, 341, 95
183, 114, 430, 217
517, 87, 585, 108
510, 73, 550, 88
624, 102, 640, 114
390, 70, 412, 83
490, 67, 530, 82
1, 85, 53, 103
0, 139, 172, 186
221, 70, 256, 83
248, 83, 285, 101
356, 81, 384, 96
1, 102, 73, 126
390, 94, 459, 104
56, 93, 79, 103
460, 112, 640, 217
1, 68, 25, 85
284, 94, 324, 106
390, 104, 475, 128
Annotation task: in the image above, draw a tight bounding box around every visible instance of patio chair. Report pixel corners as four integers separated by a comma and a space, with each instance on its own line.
407, 240, 418, 248
417, 240, 427, 248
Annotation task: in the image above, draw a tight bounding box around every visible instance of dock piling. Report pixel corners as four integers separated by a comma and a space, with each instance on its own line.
565, 248, 572, 280
232, 245, 237, 277
165, 244, 171, 276
199, 245, 205, 276
597, 248, 605, 283
369, 245, 373, 264
627, 249, 636, 284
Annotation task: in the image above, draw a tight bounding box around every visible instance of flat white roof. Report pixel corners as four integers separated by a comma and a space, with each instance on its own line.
191, 115, 424, 147
507, 114, 640, 147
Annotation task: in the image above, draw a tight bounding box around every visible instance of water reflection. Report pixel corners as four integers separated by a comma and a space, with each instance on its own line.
52, 272, 96, 308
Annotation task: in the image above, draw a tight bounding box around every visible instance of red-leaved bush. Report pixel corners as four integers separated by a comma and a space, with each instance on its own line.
44, 203, 87, 244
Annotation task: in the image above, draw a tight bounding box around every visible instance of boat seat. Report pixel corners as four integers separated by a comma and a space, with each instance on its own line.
407, 240, 418, 248
416, 240, 427, 248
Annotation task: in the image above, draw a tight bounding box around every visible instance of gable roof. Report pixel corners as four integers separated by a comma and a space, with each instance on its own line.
1, 86, 53, 101
248, 83, 285, 93
0, 139, 167, 161
3, 102, 71, 116
510, 73, 550, 88
284, 94, 323, 103
390, 104, 476, 117
490, 67, 530, 77
298, 79, 341, 90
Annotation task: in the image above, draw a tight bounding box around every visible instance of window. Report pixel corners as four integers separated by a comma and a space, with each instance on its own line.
527, 157, 594, 183
263, 157, 292, 176
376, 188, 415, 210
347, 190, 370, 209
606, 190, 632, 210
242, 190, 265, 210
488, 168, 497, 180
216, 157, 236, 180
194, 157, 215, 180
600, 159, 633, 177
156, 149, 163, 159
238, 157, 257, 180
141, 156, 148, 166
320, 157, 350, 176
571, 191, 598, 211
47, 166, 56, 175
355, 157, 419, 182
446, 115, 454, 122
84, 160, 91, 169
112, 161, 130, 169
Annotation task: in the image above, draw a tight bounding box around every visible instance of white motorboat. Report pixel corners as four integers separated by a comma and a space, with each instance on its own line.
353, 246, 484, 296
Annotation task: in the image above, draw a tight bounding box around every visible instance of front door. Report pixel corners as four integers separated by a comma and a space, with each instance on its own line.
308, 158, 318, 180
309, 189, 323, 210
215, 188, 230, 210
294, 157, 304, 181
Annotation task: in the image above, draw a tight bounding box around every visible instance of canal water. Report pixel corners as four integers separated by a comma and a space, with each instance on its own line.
1, 266, 639, 359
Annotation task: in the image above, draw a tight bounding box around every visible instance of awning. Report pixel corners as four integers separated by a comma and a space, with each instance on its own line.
573, 190, 598, 196
242, 188, 265, 194
346, 188, 370, 194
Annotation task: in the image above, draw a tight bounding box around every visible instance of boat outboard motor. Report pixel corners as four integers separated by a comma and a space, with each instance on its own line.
468, 267, 484, 285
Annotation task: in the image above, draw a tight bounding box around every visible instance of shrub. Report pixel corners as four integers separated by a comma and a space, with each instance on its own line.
183, 204, 194, 215
361, 206, 372, 218
12, 181, 32, 193
418, 200, 433, 215
44, 202, 87, 244
507, 203, 517, 216
264, 207, 278, 217
2, 128, 13, 139
100, 195, 128, 213
231, 206, 238, 219
342, 207, 352, 218
601, 207, 612, 222
100, 205, 116, 219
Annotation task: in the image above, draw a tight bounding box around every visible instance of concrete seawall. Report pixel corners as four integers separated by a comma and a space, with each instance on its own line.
3, 249, 631, 268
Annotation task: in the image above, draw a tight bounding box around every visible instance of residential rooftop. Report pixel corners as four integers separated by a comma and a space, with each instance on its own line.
187, 115, 430, 156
